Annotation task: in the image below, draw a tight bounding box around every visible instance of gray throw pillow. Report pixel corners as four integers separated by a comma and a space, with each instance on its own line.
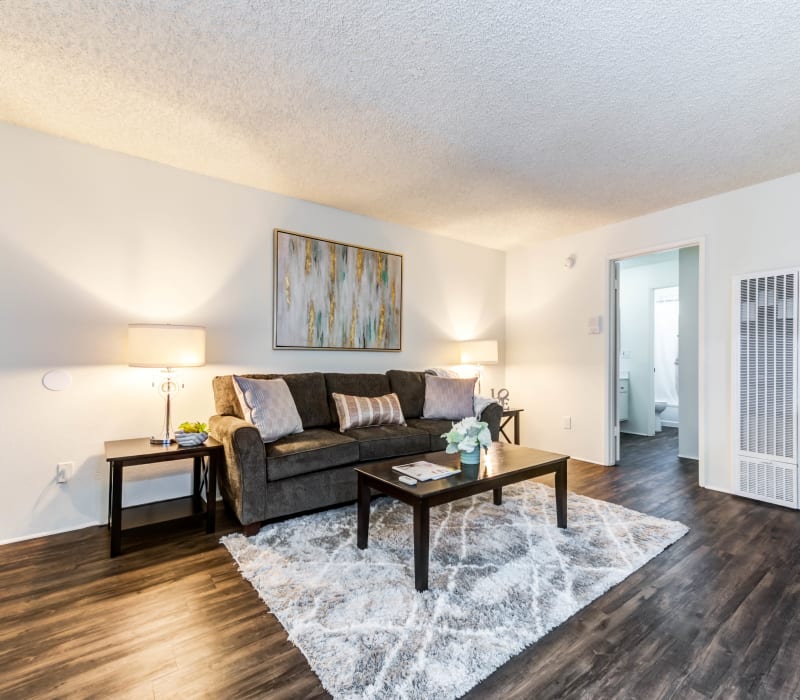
233, 375, 304, 443
422, 375, 477, 420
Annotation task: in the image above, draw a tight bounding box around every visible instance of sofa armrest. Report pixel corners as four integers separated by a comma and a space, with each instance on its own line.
479, 402, 503, 442
208, 414, 266, 526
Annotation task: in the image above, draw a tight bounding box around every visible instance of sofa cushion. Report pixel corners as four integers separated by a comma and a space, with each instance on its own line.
386, 370, 426, 419
422, 375, 477, 420
324, 373, 391, 421
213, 372, 331, 428
406, 418, 455, 452
282, 372, 332, 427
332, 392, 406, 431
266, 429, 359, 481
233, 376, 304, 443
345, 424, 430, 461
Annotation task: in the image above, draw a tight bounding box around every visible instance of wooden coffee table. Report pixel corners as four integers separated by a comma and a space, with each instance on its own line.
355, 442, 569, 591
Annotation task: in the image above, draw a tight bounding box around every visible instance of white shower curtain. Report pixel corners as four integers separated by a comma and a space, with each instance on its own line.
654, 286, 679, 405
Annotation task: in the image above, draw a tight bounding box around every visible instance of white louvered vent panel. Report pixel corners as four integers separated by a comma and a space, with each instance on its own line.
734, 269, 798, 509
736, 272, 796, 459
737, 459, 797, 508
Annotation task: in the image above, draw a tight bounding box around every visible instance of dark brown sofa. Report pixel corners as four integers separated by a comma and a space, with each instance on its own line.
209, 370, 502, 528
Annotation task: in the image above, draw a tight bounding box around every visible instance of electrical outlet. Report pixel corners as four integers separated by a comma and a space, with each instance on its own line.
562, 416, 572, 430
56, 461, 73, 484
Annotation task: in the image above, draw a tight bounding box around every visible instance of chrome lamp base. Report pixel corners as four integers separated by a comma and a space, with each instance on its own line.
151, 369, 178, 445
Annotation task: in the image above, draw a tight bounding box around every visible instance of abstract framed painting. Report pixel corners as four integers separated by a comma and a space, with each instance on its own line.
273, 229, 403, 351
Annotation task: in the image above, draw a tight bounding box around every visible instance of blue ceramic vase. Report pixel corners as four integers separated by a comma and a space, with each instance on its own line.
460, 447, 481, 465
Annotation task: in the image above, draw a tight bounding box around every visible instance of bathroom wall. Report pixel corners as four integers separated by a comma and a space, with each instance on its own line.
618, 250, 680, 435
653, 285, 679, 425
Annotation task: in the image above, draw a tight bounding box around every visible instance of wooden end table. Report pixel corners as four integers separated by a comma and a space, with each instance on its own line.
355, 442, 568, 591
500, 408, 524, 444
104, 437, 223, 557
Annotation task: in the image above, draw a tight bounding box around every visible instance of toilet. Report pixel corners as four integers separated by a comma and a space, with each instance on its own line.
654, 401, 668, 432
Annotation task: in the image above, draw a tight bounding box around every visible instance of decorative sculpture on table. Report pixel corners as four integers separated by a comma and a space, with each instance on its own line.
495, 388, 510, 410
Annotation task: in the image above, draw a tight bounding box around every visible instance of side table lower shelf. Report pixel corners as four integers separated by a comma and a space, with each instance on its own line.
119, 495, 210, 530
104, 437, 223, 557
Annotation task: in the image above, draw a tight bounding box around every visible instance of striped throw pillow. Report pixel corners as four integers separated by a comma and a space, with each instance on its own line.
331, 392, 407, 432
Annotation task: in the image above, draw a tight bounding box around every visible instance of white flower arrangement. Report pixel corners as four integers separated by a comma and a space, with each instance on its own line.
441, 416, 492, 454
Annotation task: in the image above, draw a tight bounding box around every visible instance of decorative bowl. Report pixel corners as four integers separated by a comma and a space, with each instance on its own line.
175, 431, 208, 447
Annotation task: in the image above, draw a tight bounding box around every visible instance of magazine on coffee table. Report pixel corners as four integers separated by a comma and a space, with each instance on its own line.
392, 460, 461, 481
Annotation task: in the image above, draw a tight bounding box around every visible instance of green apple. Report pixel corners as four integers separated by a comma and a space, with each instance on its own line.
178, 421, 208, 433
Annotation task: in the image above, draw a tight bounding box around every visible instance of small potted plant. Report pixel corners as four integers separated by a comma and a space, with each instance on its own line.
441, 416, 492, 465
175, 421, 208, 447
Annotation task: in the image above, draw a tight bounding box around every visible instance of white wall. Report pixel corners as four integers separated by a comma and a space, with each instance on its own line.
618, 251, 679, 435
0, 122, 506, 543
506, 171, 800, 493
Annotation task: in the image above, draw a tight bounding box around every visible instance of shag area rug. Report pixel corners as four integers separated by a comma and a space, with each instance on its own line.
222, 482, 688, 700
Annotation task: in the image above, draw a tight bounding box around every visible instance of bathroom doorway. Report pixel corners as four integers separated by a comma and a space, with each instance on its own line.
611, 245, 700, 465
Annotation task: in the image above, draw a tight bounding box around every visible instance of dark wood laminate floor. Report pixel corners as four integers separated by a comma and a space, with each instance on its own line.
2, 436, 799, 699
620, 425, 680, 465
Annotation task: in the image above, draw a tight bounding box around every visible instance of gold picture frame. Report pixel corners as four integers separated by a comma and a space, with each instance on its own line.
273, 229, 403, 351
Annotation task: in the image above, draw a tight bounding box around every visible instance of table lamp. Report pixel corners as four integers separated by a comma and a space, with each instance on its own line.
459, 339, 498, 394
128, 323, 206, 444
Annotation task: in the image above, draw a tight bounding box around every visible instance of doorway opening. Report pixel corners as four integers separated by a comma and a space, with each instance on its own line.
610, 246, 700, 468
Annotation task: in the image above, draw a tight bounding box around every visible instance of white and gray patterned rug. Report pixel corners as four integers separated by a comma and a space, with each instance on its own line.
222, 482, 688, 700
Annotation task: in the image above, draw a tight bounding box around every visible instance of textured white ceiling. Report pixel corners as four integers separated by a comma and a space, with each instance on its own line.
2, 2, 800, 250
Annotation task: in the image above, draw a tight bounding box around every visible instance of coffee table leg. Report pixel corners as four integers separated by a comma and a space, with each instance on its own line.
493, 487, 503, 505
413, 502, 430, 591
357, 474, 370, 549
555, 459, 567, 528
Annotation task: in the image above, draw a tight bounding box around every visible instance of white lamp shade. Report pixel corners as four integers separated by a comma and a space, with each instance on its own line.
459, 339, 498, 365
128, 324, 206, 368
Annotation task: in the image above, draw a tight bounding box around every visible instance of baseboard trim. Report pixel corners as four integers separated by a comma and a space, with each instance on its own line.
0, 519, 101, 546
1, 495, 225, 546
700, 483, 733, 496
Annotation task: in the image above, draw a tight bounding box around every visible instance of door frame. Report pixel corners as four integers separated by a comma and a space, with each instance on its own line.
605, 239, 706, 486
